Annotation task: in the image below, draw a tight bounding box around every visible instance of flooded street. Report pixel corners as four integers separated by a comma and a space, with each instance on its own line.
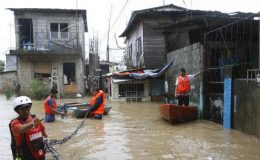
0, 94, 260, 160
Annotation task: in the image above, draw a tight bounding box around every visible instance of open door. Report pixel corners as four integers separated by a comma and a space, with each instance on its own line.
63, 63, 76, 94
18, 18, 33, 49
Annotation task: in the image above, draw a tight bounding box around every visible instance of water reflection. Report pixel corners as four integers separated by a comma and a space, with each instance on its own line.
0, 95, 259, 160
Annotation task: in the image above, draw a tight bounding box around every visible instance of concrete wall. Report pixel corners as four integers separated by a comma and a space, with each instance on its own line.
110, 79, 150, 101
17, 58, 33, 94
0, 71, 17, 93
4, 55, 17, 72
166, 42, 203, 106
17, 55, 85, 96
14, 11, 85, 58
52, 56, 85, 96
11, 10, 86, 96
233, 79, 260, 138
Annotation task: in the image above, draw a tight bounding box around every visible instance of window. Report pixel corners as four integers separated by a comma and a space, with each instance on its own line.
33, 62, 51, 81
60, 23, 69, 39
127, 44, 132, 59
34, 73, 51, 79
136, 37, 142, 56
50, 23, 69, 39
50, 23, 59, 39
119, 83, 144, 97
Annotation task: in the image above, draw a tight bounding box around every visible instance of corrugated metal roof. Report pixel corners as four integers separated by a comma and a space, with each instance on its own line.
119, 4, 255, 37
120, 4, 186, 37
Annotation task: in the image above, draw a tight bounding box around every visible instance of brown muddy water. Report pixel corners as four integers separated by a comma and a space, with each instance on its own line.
0, 94, 260, 160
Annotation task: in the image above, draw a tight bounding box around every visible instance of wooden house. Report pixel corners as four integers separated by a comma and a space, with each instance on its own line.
120, 4, 186, 69
120, 4, 260, 137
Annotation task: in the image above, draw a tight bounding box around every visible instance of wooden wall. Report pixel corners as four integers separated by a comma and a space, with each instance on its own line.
143, 22, 165, 69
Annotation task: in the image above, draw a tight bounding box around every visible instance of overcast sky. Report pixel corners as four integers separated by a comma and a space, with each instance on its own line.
0, 0, 259, 63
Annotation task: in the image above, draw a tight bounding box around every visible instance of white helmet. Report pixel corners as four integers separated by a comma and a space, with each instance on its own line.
14, 96, 32, 111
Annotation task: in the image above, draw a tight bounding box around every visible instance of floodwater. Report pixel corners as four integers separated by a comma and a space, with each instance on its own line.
0, 94, 260, 160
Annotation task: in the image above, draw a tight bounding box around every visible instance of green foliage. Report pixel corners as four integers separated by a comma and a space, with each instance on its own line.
3, 81, 20, 100
29, 78, 49, 100
4, 87, 15, 100
0, 60, 5, 72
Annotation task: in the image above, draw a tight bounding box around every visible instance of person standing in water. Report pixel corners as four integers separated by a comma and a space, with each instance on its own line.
44, 88, 66, 122
10, 96, 48, 160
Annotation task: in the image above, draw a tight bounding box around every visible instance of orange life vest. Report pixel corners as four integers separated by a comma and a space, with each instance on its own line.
89, 90, 105, 115
176, 75, 190, 94
43, 96, 57, 115
9, 115, 45, 160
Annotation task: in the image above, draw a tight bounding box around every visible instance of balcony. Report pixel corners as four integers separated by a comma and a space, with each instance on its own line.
9, 42, 83, 55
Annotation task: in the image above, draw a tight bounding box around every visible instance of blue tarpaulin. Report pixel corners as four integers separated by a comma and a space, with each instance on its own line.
130, 60, 174, 79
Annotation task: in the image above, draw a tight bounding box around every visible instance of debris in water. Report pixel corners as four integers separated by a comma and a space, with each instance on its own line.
207, 155, 217, 160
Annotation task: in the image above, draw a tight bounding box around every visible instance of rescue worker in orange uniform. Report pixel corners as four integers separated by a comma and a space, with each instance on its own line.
87, 88, 106, 119
10, 96, 48, 160
44, 88, 66, 122
175, 68, 202, 106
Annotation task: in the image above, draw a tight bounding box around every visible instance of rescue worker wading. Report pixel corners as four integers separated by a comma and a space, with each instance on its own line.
9, 96, 48, 160
44, 88, 66, 122
87, 88, 106, 119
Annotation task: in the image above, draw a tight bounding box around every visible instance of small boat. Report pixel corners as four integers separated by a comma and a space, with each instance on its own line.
73, 105, 112, 118
160, 104, 198, 124
57, 103, 112, 118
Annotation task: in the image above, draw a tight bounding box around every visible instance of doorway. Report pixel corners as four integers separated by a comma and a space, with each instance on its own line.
63, 63, 76, 94
18, 18, 33, 49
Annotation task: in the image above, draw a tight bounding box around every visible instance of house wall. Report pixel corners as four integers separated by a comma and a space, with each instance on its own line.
17, 58, 33, 94
110, 80, 150, 101
0, 71, 17, 93
166, 42, 203, 106
17, 55, 85, 96
126, 22, 144, 67
14, 11, 85, 58
52, 56, 85, 96
143, 22, 165, 69
4, 55, 17, 72
11, 10, 86, 96
166, 27, 192, 52
233, 79, 260, 138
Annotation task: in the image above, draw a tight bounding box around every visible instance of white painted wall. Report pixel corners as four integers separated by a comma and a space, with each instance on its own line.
110, 79, 150, 101
125, 22, 144, 67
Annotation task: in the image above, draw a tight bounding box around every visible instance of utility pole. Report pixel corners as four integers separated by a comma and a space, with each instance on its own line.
106, 5, 112, 62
